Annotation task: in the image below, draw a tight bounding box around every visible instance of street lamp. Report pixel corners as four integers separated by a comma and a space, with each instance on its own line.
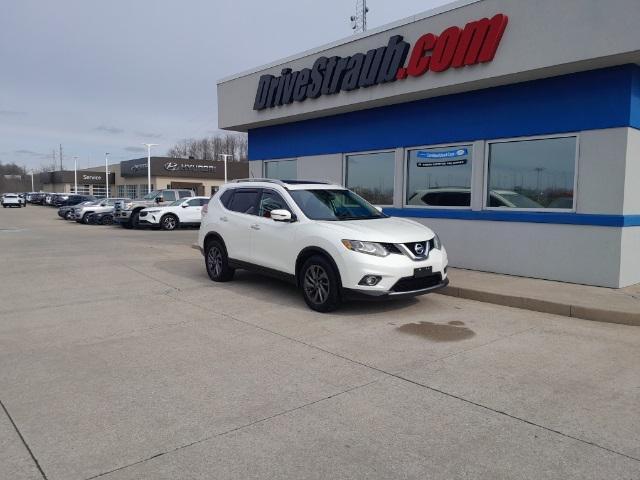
219, 154, 233, 183
143, 143, 159, 194
30, 170, 34, 191
72, 156, 79, 194
105, 153, 110, 198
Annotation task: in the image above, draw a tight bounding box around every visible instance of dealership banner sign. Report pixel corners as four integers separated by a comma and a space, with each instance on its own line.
254, 13, 508, 110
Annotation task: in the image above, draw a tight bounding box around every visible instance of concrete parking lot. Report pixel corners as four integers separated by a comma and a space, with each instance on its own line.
1, 206, 639, 480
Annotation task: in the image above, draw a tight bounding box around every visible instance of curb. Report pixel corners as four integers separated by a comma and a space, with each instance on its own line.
438, 285, 640, 327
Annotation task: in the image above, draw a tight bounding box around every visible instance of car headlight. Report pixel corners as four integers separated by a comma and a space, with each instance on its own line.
124, 203, 133, 210
341, 240, 389, 257
432, 233, 442, 250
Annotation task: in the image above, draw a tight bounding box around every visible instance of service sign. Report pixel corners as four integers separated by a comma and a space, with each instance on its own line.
254, 13, 508, 111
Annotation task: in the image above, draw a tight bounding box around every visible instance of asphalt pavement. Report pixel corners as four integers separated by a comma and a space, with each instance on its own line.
1, 205, 639, 480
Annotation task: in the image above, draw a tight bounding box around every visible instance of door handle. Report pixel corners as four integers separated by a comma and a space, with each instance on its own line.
250, 224, 261, 230
220, 216, 228, 222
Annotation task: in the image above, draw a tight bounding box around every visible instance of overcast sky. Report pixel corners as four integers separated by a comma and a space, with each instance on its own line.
1, 0, 451, 170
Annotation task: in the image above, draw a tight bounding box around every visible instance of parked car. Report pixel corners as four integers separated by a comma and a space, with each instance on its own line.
89, 211, 115, 225
60, 194, 96, 207
139, 196, 210, 230
73, 198, 128, 224
31, 193, 47, 205
1, 193, 23, 208
113, 189, 196, 229
407, 188, 543, 208
58, 200, 97, 220
198, 179, 449, 312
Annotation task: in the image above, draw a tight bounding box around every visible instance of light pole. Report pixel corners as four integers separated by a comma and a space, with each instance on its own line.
105, 153, 110, 198
143, 143, 159, 194
219, 154, 233, 183
72, 156, 79, 193
30, 171, 34, 191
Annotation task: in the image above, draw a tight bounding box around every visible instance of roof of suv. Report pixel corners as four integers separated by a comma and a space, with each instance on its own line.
230, 179, 344, 191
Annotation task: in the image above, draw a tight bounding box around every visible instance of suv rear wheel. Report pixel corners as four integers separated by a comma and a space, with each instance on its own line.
300, 255, 341, 312
205, 240, 235, 282
161, 214, 178, 231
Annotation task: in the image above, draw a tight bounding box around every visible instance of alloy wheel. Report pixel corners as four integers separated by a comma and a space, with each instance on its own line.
303, 265, 330, 305
163, 216, 177, 230
207, 247, 223, 278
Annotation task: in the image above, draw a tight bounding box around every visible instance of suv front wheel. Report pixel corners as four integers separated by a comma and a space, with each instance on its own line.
300, 255, 341, 313
205, 240, 235, 282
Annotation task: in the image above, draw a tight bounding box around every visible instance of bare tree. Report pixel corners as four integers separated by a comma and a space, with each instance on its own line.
166, 133, 248, 161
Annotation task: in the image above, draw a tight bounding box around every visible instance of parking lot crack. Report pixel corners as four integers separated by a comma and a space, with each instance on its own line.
123, 264, 182, 291
0, 398, 49, 480
83, 380, 378, 480
168, 295, 640, 465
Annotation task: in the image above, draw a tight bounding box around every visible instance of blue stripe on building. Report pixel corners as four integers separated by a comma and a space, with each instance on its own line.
249, 64, 639, 160
382, 209, 640, 228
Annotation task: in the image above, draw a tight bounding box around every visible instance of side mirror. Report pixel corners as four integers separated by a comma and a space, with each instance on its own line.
374, 205, 383, 213
181, 203, 188, 208
155, 196, 163, 203
270, 209, 292, 222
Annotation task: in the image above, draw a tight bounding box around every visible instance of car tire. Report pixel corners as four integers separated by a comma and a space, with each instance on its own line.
205, 240, 234, 282
101, 215, 113, 225
160, 214, 178, 231
64, 211, 73, 220
82, 214, 92, 224
130, 211, 140, 229
300, 255, 341, 313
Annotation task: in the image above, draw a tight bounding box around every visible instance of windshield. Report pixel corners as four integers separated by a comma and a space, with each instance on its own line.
289, 189, 386, 221
143, 190, 160, 200
169, 200, 183, 206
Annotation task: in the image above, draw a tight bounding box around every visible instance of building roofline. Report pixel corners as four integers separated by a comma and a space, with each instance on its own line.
216, 0, 481, 85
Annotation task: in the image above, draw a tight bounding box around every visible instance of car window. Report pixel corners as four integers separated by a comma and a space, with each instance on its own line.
186, 198, 203, 207
219, 190, 234, 208
289, 189, 385, 221
227, 189, 259, 215
258, 190, 290, 218
169, 200, 183, 206
178, 191, 192, 198
162, 191, 177, 201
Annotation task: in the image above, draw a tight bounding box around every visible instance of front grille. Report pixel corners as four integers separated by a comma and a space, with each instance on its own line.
380, 243, 402, 255
391, 273, 443, 293
403, 240, 430, 259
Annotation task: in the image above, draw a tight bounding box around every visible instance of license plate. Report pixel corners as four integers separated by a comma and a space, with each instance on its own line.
414, 266, 432, 278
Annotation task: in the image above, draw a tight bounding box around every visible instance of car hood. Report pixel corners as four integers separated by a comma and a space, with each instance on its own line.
315, 217, 435, 243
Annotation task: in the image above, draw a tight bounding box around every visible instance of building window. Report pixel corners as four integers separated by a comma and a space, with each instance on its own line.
406, 145, 472, 207
126, 185, 138, 199
486, 136, 577, 210
264, 159, 297, 180
345, 151, 395, 205
75, 185, 91, 195
93, 186, 106, 197
139, 184, 152, 196
117, 185, 126, 198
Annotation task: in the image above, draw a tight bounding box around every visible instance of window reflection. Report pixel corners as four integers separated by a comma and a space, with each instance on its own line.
264, 160, 297, 180
406, 146, 472, 207
345, 151, 395, 205
487, 137, 576, 209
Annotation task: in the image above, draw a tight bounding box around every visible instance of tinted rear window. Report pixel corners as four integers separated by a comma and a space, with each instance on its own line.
227, 190, 259, 215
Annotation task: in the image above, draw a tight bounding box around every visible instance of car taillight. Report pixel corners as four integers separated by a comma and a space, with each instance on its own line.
201, 203, 208, 217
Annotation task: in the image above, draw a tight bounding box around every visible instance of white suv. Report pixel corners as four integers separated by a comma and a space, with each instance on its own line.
198, 180, 449, 312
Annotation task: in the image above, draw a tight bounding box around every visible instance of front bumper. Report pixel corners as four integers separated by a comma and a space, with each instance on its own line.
113, 210, 133, 224
344, 276, 449, 300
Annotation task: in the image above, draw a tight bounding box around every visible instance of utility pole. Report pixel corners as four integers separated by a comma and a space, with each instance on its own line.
73, 156, 79, 194
104, 153, 110, 198
143, 144, 159, 194
219, 154, 233, 183
350, 0, 369, 34
52, 149, 56, 170
59, 144, 63, 171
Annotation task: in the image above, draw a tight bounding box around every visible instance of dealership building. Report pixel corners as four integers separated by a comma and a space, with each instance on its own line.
40, 157, 248, 198
217, 0, 640, 288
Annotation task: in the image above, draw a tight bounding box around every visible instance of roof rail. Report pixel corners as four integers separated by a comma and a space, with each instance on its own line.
230, 178, 331, 187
